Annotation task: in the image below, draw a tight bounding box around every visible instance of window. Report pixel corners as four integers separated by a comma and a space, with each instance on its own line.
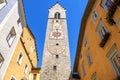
84, 38, 87, 47
0, 0, 7, 10
82, 63, 86, 76
11, 76, 16, 80
86, 51, 92, 66
56, 55, 59, 58
30, 46, 33, 52
28, 73, 31, 80
101, 0, 114, 11
97, 21, 107, 39
53, 66, 57, 71
0, 53, 4, 68
24, 64, 28, 74
6, 27, 16, 47
17, 18, 22, 27
55, 12, 60, 19
91, 72, 97, 80
116, 17, 120, 29
92, 9, 98, 23
33, 74, 37, 80
56, 43, 59, 46
107, 44, 120, 75
17, 52, 23, 65
80, 53, 82, 59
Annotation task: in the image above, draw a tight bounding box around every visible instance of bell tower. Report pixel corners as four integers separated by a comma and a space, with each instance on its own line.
40, 3, 71, 80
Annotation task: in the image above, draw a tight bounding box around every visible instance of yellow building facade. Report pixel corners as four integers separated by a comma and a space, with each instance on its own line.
74, 0, 120, 80
4, 26, 39, 80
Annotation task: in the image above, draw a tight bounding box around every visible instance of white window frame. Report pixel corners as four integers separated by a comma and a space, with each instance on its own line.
6, 27, 16, 47
17, 51, 23, 65
0, 53, 4, 68
17, 18, 22, 27
107, 44, 120, 75
97, 21, 107, 39
92, 9, 98, 24
24, 64, 28, 74
0, 0, 7, 10
30, 46, 33, 52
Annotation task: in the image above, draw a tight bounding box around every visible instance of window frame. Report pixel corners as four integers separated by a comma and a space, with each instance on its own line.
6, 27, 16, 47
0, 53, 4, 68
86, 51, 92, 66
81, 62, 86, 76
10, 75, 16, 80
17, 52, 23, 65
97, 21, 107, 39
107, 44, 120, 75
101, 0, 114, 11
0, 0, 7, 10
17, 18, 22, 27
92, 9, 98, 24
91, 72, 97, 80
24, 64, 28, 74
83, 38, 88, 47
55, 12, 60, 19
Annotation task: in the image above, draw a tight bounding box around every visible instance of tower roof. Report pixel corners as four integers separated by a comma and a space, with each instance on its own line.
49, 2, 66, 11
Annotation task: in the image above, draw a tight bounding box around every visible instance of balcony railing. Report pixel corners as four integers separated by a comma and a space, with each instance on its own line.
99, 32, 110, 47
106, 0, 120, 25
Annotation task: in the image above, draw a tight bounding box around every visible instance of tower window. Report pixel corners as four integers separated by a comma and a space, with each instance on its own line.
53, 66, 57, 71
55, 12, 60, 19
56, 20, 58, 22
56, 55, 59, 58
56, 43, 59, 46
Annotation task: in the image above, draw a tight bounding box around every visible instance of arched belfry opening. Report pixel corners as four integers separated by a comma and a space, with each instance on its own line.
54, 12, 60, 19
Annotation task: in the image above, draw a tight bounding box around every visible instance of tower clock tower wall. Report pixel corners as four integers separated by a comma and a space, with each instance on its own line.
40, 3, 71, 80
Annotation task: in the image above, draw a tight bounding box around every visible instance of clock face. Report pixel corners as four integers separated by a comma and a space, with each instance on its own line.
50, 30, 64, 40
52, 31, 61, 37
47, 44, 66, 55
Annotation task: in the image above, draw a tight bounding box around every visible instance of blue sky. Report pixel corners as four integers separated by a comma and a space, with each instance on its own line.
23, 0, 88, 69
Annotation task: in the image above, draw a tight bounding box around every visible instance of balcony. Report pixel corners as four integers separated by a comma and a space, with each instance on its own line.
106, 0, 120, 25
99, 32, 110, 47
